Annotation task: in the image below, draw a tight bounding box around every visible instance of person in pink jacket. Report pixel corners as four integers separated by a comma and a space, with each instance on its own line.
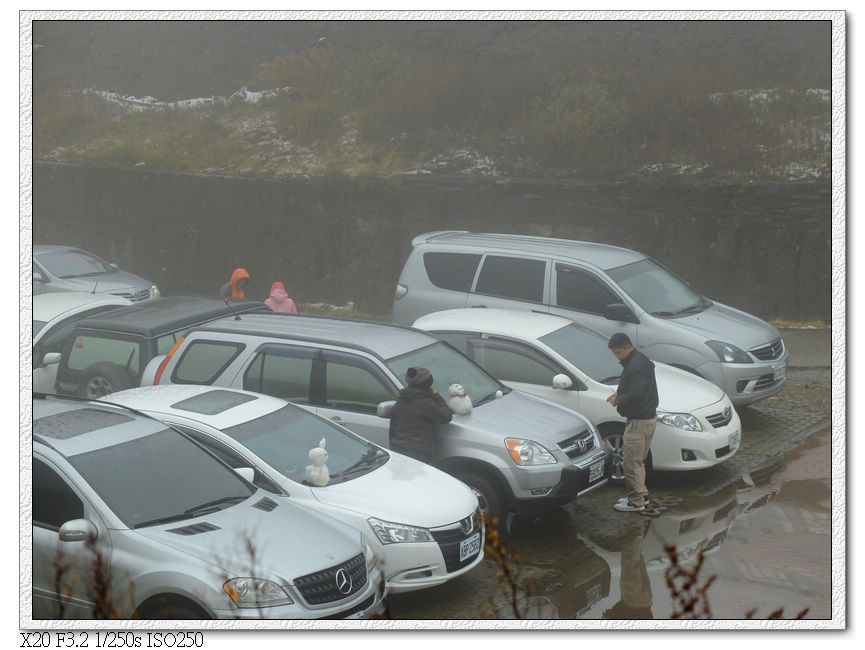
265, 281, 298, 314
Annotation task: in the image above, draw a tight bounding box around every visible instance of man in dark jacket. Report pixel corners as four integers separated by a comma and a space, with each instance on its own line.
389, 366, 453, 464
605, 333, 659, 512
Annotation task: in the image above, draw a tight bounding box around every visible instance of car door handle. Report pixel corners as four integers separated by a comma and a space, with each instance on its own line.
472, 304, 487, 308
331, 416, 343, 422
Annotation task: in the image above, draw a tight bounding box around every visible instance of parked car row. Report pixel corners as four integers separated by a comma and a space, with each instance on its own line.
30, 231, 785, 620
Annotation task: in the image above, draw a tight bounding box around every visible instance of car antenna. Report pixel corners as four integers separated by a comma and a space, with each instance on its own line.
91, 280, 99, 294
223, 298, 242, 320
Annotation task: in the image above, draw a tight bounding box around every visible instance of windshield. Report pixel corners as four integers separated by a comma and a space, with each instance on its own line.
606, 258, 708, 317
68, 428, 254, 528
37, 250, 117, 278
539, 323, 624, 384
386, 341, 505, 405
223, 405, 387, 485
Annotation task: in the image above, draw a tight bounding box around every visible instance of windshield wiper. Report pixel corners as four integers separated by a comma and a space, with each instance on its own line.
132, 512, 199, 529
599, 375, 622, 384
671, 301, 709, 317
331, 450, 388, 478
649, 310, 676, 317
183, 495, 249, 516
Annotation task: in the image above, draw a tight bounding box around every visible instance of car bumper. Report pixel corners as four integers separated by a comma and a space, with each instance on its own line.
512, 449, 610, 515
382, 536, 485, 594
698, 350, 789, 407
650, 404, 742, 471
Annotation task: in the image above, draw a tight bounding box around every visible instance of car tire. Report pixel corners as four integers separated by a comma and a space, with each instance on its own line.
456, 471, 505, 526
77, 362, 134, 398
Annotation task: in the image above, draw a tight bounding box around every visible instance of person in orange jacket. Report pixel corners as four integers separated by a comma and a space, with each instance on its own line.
219, 268, 250, 299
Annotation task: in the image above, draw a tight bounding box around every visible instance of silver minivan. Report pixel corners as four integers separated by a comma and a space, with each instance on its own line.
146, 313, 611, 523
392, 231, 788, 406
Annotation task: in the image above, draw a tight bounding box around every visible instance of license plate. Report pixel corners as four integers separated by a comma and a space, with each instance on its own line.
589, 459, 604, 483
344, 610, 366, 619
728, 430, 740, 451
459, 532, 481, 562
773, 363, 787, 381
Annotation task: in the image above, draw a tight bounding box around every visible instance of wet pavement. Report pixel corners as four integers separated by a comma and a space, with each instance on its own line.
387, 341, 834, 621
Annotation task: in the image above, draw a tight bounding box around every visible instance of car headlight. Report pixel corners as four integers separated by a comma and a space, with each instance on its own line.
706, 340, 752, 364
368, 518, 433, 545
505, 438, 558, 466
150, 284, 161, 298
224, 577, 293, 608
657, 411, 703, 432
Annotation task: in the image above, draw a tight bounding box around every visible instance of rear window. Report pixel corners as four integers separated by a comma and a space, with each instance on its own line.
474, 255, 546, 303
423, 252, 481, 292
172, 340, 245, 385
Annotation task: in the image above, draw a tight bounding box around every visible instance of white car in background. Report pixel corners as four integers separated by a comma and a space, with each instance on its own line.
106, 384, 484, 594
413, 309, 741, 479
32, 292, 132, 394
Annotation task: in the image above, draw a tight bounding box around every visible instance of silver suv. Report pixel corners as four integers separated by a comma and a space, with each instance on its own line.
31, 395, 385, 620
146, 313, 611, 523
392, 231, 788, 406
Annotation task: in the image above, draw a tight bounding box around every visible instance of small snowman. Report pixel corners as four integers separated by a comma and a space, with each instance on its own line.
448, 383, 473, 415
305, 438, 330, 487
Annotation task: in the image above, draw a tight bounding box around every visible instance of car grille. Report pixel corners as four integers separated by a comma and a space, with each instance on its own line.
294, 553, 367, 605
110, 287, 151, 302
429, 510, 482, 573
557, 429, 596, 459
750, 338, 784, 361
754, 373, 782, 390
317, 593, 375, 620
705, 408, 734, 428
167, 522, 220, 536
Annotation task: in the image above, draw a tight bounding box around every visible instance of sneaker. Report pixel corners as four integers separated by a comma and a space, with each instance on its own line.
617, 495, 649, 505
614, 500, 646, 513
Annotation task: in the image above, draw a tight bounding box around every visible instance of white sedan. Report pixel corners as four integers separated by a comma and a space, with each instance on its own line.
106, 384, 484, 594
413, 308, 741, 478
33, 291, 132, 394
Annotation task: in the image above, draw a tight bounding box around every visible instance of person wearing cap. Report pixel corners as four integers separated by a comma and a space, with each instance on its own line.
388, 366, 453, 464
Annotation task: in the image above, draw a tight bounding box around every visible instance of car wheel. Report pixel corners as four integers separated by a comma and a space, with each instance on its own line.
601, 429, 626, 482
78, 362, 134, 398
457, 471, 505, 527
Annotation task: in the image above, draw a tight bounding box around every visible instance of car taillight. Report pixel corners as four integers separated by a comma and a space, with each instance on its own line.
153, 336, 184, 385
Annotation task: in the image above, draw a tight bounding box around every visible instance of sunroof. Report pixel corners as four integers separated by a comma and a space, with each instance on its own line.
34, 408, 134, 440
170, 390, 258, 416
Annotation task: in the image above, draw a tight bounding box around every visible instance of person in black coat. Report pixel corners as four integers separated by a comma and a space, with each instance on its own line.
389, 367, 453, 464
606, 333, 659, 513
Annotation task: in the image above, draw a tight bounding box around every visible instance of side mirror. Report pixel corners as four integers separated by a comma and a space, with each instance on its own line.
377, 400, 396, 419
42, 352, 61, 366
58, 519, 98, 543
552, 374, 573, 390
109, 263, 120, 270
603, 303, 639, 324
234, 467, 255, 483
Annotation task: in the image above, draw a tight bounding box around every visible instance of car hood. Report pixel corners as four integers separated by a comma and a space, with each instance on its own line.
134, 492, 361, 582
56, 271, 151, 294
653, 363, 727, 413
451, 389, 593, 445
310, 452, 478, 528
661, 301, 781, 349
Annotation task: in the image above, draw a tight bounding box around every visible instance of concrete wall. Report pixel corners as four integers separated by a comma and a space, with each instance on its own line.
32, 162, 831, 322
